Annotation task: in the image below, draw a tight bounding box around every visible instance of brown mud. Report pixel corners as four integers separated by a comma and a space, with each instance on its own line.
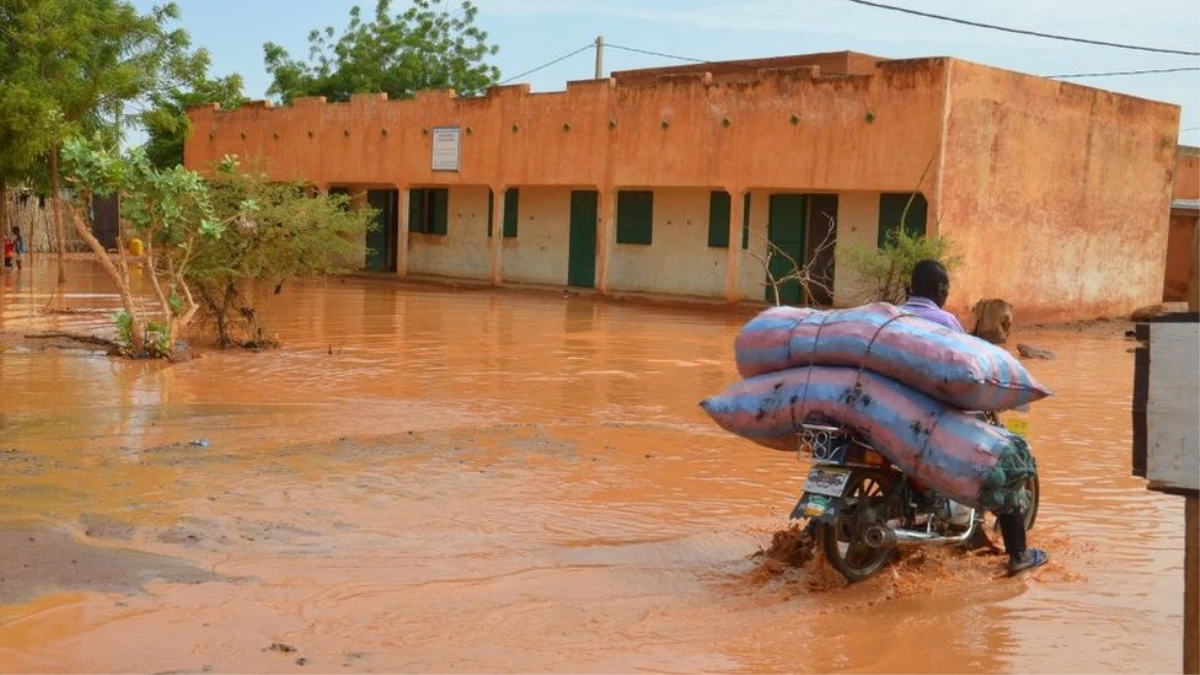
0, 257, 1187, 674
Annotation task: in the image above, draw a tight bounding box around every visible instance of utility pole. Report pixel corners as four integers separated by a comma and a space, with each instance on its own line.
594, 35, 604, 79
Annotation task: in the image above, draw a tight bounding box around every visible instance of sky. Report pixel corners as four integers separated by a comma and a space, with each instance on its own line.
132, 0, 1200, 143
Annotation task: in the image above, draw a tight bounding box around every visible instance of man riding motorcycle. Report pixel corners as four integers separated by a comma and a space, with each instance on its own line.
899, 260, 1048, 576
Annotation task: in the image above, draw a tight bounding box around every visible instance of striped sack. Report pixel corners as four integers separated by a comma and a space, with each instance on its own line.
733, 302, 1051, 411
699, 365, 1036, 513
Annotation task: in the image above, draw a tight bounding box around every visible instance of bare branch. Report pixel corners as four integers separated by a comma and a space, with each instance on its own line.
746, 213, 839, 307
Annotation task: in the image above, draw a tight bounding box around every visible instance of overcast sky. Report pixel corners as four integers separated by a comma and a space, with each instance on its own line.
134, 0, 1200, 142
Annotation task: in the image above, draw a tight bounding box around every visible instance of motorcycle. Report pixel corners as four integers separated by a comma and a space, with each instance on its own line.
791, 413, 1039, 583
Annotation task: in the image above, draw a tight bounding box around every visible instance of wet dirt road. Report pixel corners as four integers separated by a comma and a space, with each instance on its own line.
0, 259, 1186, 673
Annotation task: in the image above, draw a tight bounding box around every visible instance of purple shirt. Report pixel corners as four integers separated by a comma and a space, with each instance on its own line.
899, 296, 964, 333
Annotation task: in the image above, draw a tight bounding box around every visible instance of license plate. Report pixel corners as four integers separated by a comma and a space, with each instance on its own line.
1005, 416, 1029, 437
802, 466, 852, 498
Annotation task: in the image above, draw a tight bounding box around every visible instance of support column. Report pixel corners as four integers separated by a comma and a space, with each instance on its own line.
488, 186, 505, 286
725, 188, 746, 303
596, 187, 615, 294
396, 186, 409, 277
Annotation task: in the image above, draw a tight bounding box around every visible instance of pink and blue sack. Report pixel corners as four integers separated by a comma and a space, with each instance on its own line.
733, 303, 1050, 412
699, 365, 1035, 513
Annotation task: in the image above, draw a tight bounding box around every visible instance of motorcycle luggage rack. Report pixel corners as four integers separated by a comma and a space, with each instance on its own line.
796, 422, 860, 461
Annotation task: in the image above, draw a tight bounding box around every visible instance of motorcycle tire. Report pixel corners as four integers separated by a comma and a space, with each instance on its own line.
818, 470, 897, 583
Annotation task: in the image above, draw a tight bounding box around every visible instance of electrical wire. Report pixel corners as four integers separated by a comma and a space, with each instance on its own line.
499, 43, 595, 85
605, 42, 708, 63
844, 0, 1200, 57
1048, 66, 1200, 79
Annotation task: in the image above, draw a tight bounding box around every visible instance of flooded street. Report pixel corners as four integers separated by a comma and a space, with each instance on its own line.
0, 258, 1185, 674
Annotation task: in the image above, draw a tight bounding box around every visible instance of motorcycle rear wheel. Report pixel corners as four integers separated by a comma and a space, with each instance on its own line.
818, 470, 897, 583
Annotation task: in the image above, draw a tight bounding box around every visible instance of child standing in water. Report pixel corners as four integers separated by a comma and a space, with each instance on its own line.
12, 226, 24, 270
2, 231, 14, 270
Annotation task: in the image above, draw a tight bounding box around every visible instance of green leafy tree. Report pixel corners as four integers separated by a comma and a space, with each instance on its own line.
841, 229, 962, 305
61, 135, 226, 357
190, 157, 374, 348
263, 0, 500, 104
139, 50, 246, 169
0, 0, 194, 283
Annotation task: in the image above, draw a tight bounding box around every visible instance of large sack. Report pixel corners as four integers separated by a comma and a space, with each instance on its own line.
733, 302, 1050, 411
699, 365, 1036, 513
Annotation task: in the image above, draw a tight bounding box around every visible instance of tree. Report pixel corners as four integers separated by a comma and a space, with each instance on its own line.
61, 135, 225, 357
189, 158, 373, 348
840, 229, 962, 305
263, 0, 500, 105
139, 50, 246, 169
0, 0, 194, 284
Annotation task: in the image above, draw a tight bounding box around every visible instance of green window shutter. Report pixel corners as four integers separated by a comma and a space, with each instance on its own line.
431, 188, 449, 235
707, 191, 731, 248
503, 188, 519, 238
741, 193, 751, 249
409, 189, 426, 232
487, 189, 494, 237
616, 190, 653, 245
877, 193, 928, 247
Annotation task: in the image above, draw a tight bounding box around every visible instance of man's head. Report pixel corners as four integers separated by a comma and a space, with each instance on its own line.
909, 259, 950, 308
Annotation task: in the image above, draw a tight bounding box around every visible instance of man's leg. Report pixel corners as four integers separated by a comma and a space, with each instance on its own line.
997, 512, 1026, 555
997, 511, 1048, 574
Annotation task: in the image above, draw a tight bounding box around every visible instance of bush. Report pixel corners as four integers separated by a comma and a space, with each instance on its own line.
841, 229, 961, 305
187, 157, 373, 348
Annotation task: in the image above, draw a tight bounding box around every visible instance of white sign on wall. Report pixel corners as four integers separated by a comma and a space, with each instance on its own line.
431, 126, 462, 172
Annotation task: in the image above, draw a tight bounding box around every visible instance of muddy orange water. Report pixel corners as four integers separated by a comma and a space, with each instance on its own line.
0, 258, 1186, 674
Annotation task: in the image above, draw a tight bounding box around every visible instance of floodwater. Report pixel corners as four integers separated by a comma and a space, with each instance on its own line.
0, 258, 1186, 674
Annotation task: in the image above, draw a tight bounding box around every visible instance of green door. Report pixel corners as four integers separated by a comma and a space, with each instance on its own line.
568, 190, 598, 288
365, 189, 398, 272
766, 194, 808, 304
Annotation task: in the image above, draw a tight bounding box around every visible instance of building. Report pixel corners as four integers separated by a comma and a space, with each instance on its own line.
1165, 145, 1198, 304
185, 51, 1181, 323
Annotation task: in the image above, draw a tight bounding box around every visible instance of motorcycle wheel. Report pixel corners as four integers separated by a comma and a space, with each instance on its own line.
818, 470, 896, 583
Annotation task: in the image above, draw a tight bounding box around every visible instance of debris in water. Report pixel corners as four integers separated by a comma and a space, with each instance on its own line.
265, 643, 296, 653
295, 657, 309, 666
1016, 343, 1056, 360
188, 439, 210, 448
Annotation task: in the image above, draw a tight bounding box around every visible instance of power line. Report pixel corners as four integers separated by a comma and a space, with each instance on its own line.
1048, 66, 1200, 79
500, 43, 595, 85
1182, 127, 1200, 133
844, 0, 1200, 57
605, 42, 708, 64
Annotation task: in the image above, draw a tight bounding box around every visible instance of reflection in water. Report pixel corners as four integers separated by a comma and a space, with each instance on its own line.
0, 258, 1185, 674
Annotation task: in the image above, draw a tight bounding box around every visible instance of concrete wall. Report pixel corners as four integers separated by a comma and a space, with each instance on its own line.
736, 189, 770, 302
606, 188, 727, 297
1165, 148, 1199, 301
832, 191, 882, 306
186, 59, 949, 197
1176, 147, 1199, 200
500, 187, 570, 286
407, 185, 491, 280
938, 60, 1181, 323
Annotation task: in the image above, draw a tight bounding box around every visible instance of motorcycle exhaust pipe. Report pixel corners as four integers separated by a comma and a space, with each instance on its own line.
863, 521, 977, 548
